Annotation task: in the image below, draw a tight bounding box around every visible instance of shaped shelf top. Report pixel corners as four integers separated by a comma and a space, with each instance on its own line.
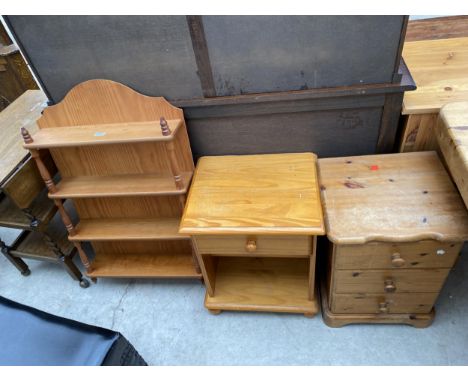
22, 118, 182, 149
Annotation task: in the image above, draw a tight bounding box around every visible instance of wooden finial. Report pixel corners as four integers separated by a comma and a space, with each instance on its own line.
160, 117, 171, 136
21, 127, 33, 143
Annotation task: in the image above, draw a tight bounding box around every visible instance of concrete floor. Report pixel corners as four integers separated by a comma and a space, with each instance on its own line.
1, 226, 467, 365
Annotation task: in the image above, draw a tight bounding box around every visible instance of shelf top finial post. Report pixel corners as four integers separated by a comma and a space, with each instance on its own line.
160, 117, 171, 136
21, 127, 33, 144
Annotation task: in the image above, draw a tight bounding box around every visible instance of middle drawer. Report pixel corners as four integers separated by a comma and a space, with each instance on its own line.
333, 268, 451, 294
194, 235, 312, 257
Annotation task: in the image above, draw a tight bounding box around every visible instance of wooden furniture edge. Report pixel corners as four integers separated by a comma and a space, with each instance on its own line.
319, 276, 435, 328
326, 232, 468, 246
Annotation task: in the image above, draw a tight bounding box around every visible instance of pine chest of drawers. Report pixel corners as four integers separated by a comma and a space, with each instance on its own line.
179, 153, 325, 316
318, 151, 468, 327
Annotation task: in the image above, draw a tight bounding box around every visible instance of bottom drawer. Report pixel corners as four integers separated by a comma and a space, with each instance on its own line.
330, 292, 438, 314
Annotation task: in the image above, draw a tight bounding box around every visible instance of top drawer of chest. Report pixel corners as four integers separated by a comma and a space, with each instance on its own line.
334, 240, 461, 270
194, 235, 313, 257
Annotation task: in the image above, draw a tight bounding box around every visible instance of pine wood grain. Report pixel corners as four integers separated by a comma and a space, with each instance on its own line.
0, 90, 47, 183
406, 16, 468, 42
436, 101, 468, 209
330, 292, 438, 314
50, 172, 193, 198
35, 79, 194, 179
402, 37, 468, 115
335, 241, 461, 270
24, 119, 182, 149
399, 113, 439, 152
320, 278, 435, 328
333, 268, 450, 294
318, 151, 468, 244
180, 153, 325, 235
194, 235, 311, 257
72, 218, 190, 241
204, 257, 318, 315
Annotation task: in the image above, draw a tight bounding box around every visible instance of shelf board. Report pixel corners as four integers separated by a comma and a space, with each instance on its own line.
70, 218, 190, 241
10, 230, 74, 261
205, 257, 317, 315
50, 172, 193, 199
24, 119, 182, 149
10, 208, 74, 261
87, 252, 202, 278
0, 190, 56, 230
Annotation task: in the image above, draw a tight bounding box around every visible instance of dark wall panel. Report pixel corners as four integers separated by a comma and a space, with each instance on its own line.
184, 103, 384, 159
203, 16, 404, 95
6, 16, 203, 102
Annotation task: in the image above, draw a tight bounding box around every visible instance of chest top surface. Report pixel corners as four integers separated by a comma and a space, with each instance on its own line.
318, 151, 468, 245
402, 37, 468, 115
179, 152, 325, 235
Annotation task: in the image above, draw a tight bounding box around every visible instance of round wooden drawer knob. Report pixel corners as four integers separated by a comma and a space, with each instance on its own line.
391, 252, 405, 267
245, 239, 257, 252
378, 302, 389, 314
384, 279, 397, 293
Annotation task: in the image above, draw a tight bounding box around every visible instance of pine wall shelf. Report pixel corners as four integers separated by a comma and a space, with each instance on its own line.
22, 79, 202, 281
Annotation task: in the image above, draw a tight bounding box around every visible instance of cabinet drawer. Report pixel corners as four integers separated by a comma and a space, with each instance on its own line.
335, 241, 461, 270
333, 268, 450, 294
330, 292, 438, 314
194, 235, 312, 257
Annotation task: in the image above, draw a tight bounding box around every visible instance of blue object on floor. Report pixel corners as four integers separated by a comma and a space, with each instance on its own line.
0, 295, 145, 366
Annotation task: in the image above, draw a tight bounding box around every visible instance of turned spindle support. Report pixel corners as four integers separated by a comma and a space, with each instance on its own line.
21, 127, 58, 194
21, 126, 92, 272
160, 117, 184, 190
74, 241, 92, 271
53, 199, 92, 271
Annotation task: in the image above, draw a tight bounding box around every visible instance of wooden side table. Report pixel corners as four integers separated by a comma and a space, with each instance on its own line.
0, 90, 87, 286
179, 153, 325, 316
399, 37, 468, 152
318, 152, 468, 327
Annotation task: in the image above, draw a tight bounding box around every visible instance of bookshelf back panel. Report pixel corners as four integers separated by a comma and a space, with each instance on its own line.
92, 240, 192, 255
74, 196, 183, 219
49, 129, 193, 177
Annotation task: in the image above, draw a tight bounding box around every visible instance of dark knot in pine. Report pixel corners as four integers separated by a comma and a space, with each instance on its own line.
344, 180, 365, 189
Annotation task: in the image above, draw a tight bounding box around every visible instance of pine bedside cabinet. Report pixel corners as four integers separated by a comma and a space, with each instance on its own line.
318, 151, 468, 328
179, 153, 325, 316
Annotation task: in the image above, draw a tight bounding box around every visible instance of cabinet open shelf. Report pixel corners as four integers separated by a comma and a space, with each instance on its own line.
23, 119, 182, 149
70, 218, 191, 241
50, 172, 193, 198
205, 257, 317, 315
87, 252, 202, 278
0, 190, 56, 230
